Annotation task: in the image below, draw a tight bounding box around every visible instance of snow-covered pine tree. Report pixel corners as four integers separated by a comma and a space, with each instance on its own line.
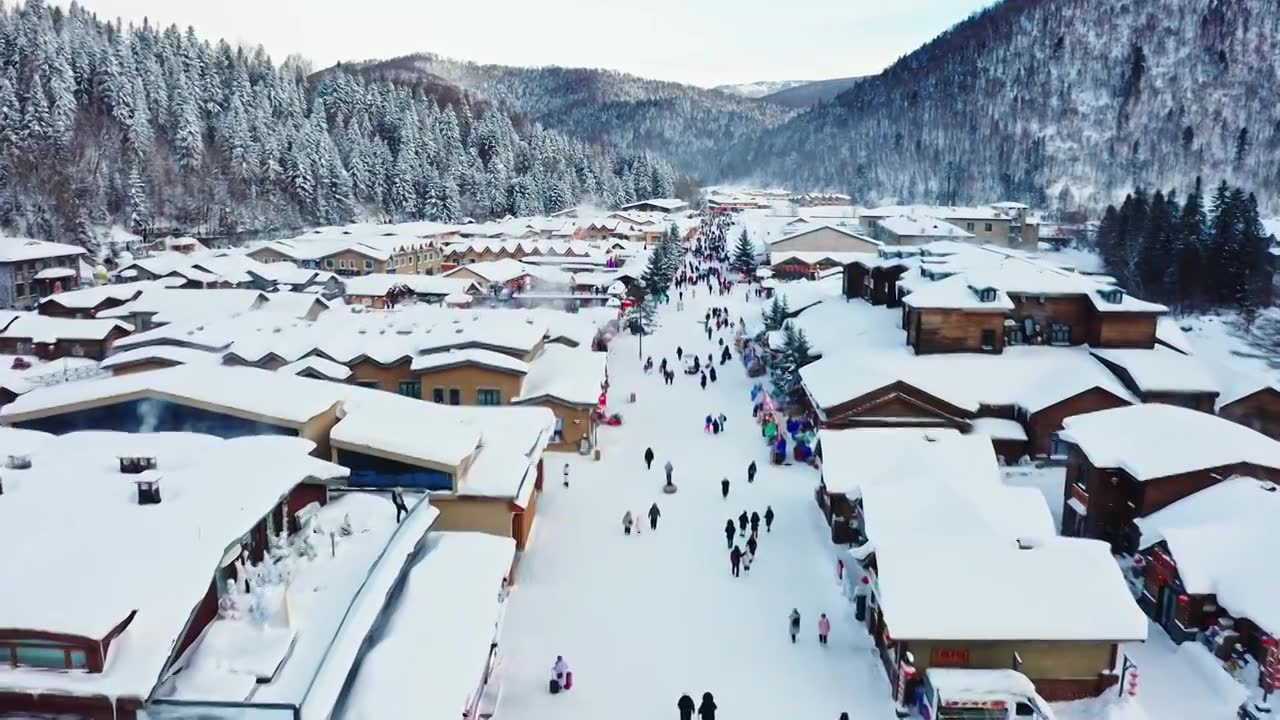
763, 295, 789, 331
640, 246, 672, 299
624, 297, 659, 335
732, 228, 757, 275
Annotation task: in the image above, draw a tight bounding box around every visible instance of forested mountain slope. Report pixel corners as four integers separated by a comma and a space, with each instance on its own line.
722, 0, 1280, 212
758, 76, 865, 108
0, 1, 675, 250
334, 54, 796, 175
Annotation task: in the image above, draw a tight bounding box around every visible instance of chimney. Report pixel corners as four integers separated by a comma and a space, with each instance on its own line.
135, 470, 162, 505
119, 456, 158, 474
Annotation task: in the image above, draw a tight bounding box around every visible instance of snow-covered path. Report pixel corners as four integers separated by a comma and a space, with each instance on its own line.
498, 283, 897, 720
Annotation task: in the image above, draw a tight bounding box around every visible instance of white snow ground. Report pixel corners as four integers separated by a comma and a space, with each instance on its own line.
497, 281, 897, 719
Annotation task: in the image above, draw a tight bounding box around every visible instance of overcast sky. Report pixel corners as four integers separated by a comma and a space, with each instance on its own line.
53, 0, 994, 87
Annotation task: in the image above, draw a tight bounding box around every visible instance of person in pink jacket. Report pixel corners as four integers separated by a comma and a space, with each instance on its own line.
817, 613, 831, 645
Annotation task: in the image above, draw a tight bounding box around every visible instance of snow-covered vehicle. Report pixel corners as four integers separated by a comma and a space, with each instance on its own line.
918, 669, 1056, 720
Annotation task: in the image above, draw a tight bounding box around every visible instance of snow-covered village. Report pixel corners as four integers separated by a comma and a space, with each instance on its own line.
3, 1, 1280, 719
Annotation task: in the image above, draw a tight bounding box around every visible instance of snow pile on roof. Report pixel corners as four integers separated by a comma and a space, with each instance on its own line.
874, 535, 1147, 641
411, 348, 531, 375
802, 345, 1136, 416
620, 198, 688, 212
277, 355, 353, 380
768, 223, 882, 248
970, 417, 1029, 441
100, 345, 225, 371
0, 236, 87, 262
860, 471, 1054, 547
343, 273, 479, 298
160, 494, 439, 712
336, 532, 515, 720
0, 313, 132, 342
444, 258, 534, 285
1091, 346, 1220, 394
0, 431, 348, 702
98, 288, 271, 324
818, 428, 999, 498
902, 274, 1015, 310
926, 668, 1038, 700
1135, 476, 1280, 636
39, 281, 160, 310
513, 344, 607, 407
876, 215, 973, 238
1061, 404, 1280, 480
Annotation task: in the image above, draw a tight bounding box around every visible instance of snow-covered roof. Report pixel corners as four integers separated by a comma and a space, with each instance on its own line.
277, 356, 353, 380
620, 198, 688, 212
343, 273, 479, 298
800, 350, 978, 415
100, 345, 225, 371
874, 536, 1147, 641
768, 223, 883, 247
902, 274, 1014, 311
1135, 476, 1280, 635
411, 348, 531, 375
769, 251, 870, 267
860, 204, 1013, 221
876, 215, 973, 238
513, 344, 607, 408
0, 236, 87, 262
443, 258, 535, 285
971, 416, 1029, 441
860, 472, 1053, 549
1061, 404, 1280, 481
925, 668, 1038, 700
1155, 316, 1195, 355
818, 428, 999, 498
0, 431, 348, 702
2, 364, 344, 428
32, 266, 77, 280
0, 313, 133, 342
336, 532, 515, 720
98, 288, 271, 323
1091, 346, 1220, 394
38, 281, 157, 310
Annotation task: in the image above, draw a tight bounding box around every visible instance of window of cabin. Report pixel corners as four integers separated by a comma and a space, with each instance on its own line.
70, 344, 84, 357
984, 222, 993, 232
1006, 326, 1024, 345
1049, 434, 1071, 458
1050, 323, 1071, 345
0, 646, 10, 665
432, 387, 445, 403
553, 415, 564, 442
398, 380, 421, 398
365, 260, 374, 271
15, 282, 25, 297
965, 222, 975, 232
477, 388, 502, 406
448, 388, 461, 405
980, 329, 996, 350
325, 259, 335, 269
14, 644, 72, 669
978, 288, 997, 302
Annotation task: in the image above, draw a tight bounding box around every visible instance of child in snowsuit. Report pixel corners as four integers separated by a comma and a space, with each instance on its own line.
789, 609, 801, 643
724, 519, 735, 548
818, 613, 831, 645
622, 510, 633, 535
730, 546, 742, 577
764, 505, 775, 532
720, 477, 730, 499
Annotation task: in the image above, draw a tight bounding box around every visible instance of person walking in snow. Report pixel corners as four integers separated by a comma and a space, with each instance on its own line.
678, 693, 696, 720
704, 414, 713, 433
708, 366, 717, 383
552, 655, 570, 687
717, 412, 727, 430
724, 519, 736, 548
764, 505, 775, 532
742, 551, 752, 574
700, 372, 707, 390
720, 346, 731, 365
622, 510, 633, 536
677, 346, 684, 360
729, 545, 742, 577
747, 460, 757, 483
711, 418, 721, 435
788, 609, 801, 643
644, 447, 655, 470
750, 511, 761, 536
664, 460, 674, 484
746, 534, 758, 558
818, 613, 831, 645
738, 510, 749, 536
698, 692, 717, 720
562, 463, 570, 488
720, 477, 730, 499
660, 358, 668, 375
648, 502, 661, 531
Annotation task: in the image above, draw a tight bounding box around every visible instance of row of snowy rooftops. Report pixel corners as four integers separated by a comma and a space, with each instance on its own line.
819, 427, 1146, 643
117, 248, 337, 287
0, 429, 349, 704
0, 364, 556, 497
0, 235, 88, 263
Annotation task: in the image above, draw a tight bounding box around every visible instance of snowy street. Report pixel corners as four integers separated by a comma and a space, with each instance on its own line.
498, 282, 897, 719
